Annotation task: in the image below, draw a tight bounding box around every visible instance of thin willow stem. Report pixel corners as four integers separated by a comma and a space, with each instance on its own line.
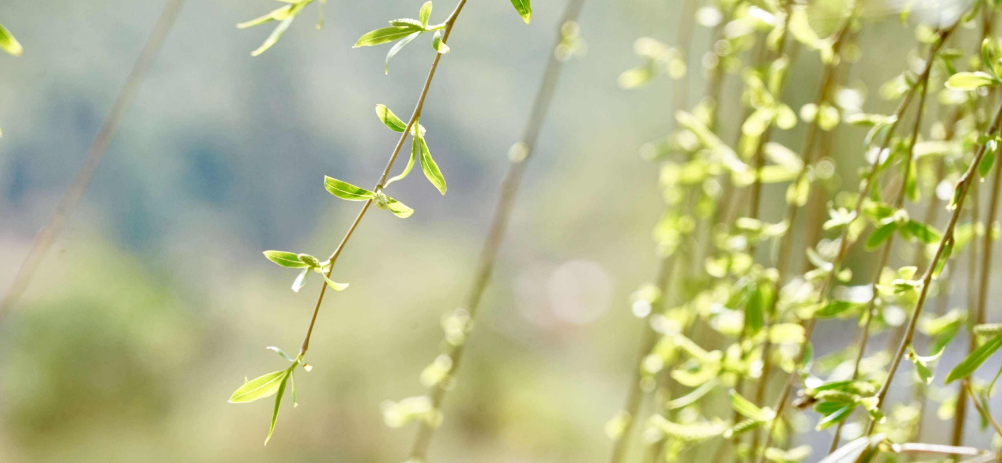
827, 65, 932, 453
962, 380, 1002, 439
0, 0, 186, 321
405, 0, 587, 459
755, 25, 956, 462
953, 107, 1002, 447
749, 11, 854, 413
299, 0, 469, 356
864, 101, 1002, 438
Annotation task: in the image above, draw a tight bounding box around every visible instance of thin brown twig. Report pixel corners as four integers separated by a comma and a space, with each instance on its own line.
0, 0, 186, 321
299, 0, 469, 356
962, 380, 1002, 439
864, 101, 1002, 437
827, 59, 932, 453
756, 24, 958, 462
406, 0, 587, 459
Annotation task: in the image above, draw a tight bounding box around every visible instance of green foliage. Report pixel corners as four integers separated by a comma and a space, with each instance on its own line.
238, 0, 323, 56
0, 22, 22, 57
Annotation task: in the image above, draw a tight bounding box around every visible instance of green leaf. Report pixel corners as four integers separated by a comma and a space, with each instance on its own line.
354, 25, 424, 48
386, 145, 418, 187
375, 104, 408, 132
730, 390, 773, 422
667, 378, 718, 410
816, 404, 854, 430
903, 220, 942, 244
432, 30, 450, 54
820, 434, 885, 463
265, 371, 290, 445
419, 1, 433, 28
385, 31, 421, 74
292, 268, 309, 292
243, 1, 311, 57
418, 135, 447, 195
229, 370, 289, 403
866, 222, 897, 250
815, 300, 861, 318
263, 250, 310, 268
321, 274, 350, 291
0, 22, 23, 57
509, 0, 532, 24
946, 333, 1002, 383
324, 177, 377, 201
237, 5, 292, 29
945, 71, 999, 90
373, 191, 414, 218
980, 139, 998, 177
267, 346, 296, 362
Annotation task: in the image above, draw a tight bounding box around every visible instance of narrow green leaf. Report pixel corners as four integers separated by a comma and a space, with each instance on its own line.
667, 379, 718, 410
354, 25, 424, 48
263, 250, 310, 268
730, 390, 772, 421
946, 333, 1002, 383
291, 268, 309, 292
324, 177, 377, 201
816, 404, 854, 430
907, 345, 935, 385
508, 0, 532, 24
945, 71, 999, 90
904, 220, 942, 244
980, 140, 998, 177
820, 434, 884, 463
865, 222, 897, 250
432, 30, 451, 54
386, 144, 418, 187
237, 5, 291, 29
0, 23, 23, 57
321, 274, 350, 291
229, 370, 289, 403
385, 31, 421, 74
265, 372, 290, 445
419, 1, 433, 28
375, 104, 408, 132
418, 135, 447, 195
375, 193, 414, 218
267, 346, 296, 362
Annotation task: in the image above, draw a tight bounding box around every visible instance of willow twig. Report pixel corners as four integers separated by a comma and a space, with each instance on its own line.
405, 0, 588, 459
0, 0, 186, 321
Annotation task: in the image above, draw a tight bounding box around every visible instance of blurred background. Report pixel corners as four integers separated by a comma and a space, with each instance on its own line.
0, 0, 997, 462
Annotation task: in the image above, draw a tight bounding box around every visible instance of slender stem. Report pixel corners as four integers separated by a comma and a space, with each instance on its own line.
827, 65, 932, 453
962, 380, 1002, 439
756, 26, 956, 462
299, 0, 469, 355
0, 0, 187, 321
953, 105, 1002, 447
406, 0, 587, 459
864, 101, 1002, 437
749, 11, 854, 414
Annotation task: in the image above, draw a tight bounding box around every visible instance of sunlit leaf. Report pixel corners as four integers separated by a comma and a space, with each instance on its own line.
509, 0, 532, 24
324, 177, 377, 201
946, 333, 1002, 383
229, 370, 289, 403
263, 250, 310, 268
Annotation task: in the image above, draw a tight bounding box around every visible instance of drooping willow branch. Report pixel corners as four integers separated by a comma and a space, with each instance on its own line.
755, 23, 957, 462
398, 0, 587, 459
862, 101, 1002, 437
0, 0, 186, 322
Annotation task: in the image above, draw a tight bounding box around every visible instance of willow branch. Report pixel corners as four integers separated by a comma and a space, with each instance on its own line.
0, 0, 186, 321
406, 0, 587, 459
299, 0, 469, 355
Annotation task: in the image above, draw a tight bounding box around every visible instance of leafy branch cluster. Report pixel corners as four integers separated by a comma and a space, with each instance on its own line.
606, 0, 1002, 462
